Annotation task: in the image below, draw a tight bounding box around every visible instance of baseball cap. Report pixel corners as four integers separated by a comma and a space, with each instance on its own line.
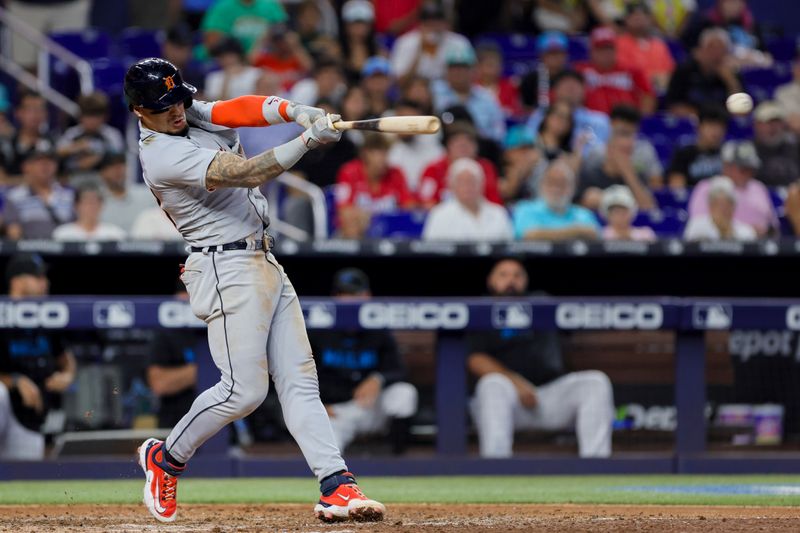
590, 27, 617, 48
166, 23, 193, 47
342, 0, 374, 23
536, 31, 568, 54
625, 1, 651, 16
600, 185, 637, 219
361, 56, 391, 77
754, 101, 783, 122
419, 2, 446, 21
707, 175, 737, 202
22, 147, 57, 163
5, 254, 47, 282
504, 125, 535, 149
333, 268, 370, 295
721, 140, 761, 169
445, 44, 476, 66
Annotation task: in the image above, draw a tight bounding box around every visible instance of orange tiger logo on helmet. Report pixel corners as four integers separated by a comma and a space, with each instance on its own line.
164, 75, 176, 90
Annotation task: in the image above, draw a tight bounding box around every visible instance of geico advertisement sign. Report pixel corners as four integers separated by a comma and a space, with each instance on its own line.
158, 301, 205, 328
555, 303, 663, 330
359, 303, 469, 329
0, 302, 69, 328
786, 306, 800, 330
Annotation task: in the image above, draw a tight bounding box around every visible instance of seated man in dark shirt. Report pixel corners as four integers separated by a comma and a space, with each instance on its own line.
467, 258, 613, 458
0, 254, 75, 460
309, 268, 418, 454
667, 105, 728, 189
146, 281, 201, 428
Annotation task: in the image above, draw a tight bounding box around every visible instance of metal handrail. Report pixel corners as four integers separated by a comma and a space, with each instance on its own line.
269, 172, 329, 241
0, 55, 79, 116
0, 5, 94, 98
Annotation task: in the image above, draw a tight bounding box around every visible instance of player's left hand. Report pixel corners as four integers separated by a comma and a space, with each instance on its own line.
291, 103, 326, 129
353, 375, 382, 408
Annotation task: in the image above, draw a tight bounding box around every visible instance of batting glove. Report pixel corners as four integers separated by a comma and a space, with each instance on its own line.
302, 114, 342, 149
291, 104, 327, 129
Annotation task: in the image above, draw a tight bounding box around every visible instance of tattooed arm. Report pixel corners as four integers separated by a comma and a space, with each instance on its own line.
205, 114, 342, 189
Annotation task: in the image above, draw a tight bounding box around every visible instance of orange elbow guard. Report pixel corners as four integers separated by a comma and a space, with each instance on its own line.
210, 95, 293, 128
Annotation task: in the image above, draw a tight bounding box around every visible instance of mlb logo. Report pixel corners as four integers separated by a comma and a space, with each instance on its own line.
93, 301, 135, 328
693, 303, 732, 329
492, 303, 532, 329
304, 303, 336, 328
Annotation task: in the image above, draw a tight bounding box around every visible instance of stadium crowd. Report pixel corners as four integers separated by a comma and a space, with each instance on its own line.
0, 0, 798, 243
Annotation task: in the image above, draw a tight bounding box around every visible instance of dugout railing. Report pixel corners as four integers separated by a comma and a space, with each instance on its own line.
1, 296, 800, 479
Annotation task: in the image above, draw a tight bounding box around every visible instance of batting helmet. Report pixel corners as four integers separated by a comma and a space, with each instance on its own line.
124, 57, 196, 112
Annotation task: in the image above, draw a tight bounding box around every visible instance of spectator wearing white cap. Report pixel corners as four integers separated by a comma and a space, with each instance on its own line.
340, 0, 382, 83
600, 185, 657, 242
389, 1, 473, 83
684, 176, 756, 241
752, 101, 800, 188
688, 140, 778, 236
422, 158, 513, 242
431, 45, 506, 144
775, 53, 800, 136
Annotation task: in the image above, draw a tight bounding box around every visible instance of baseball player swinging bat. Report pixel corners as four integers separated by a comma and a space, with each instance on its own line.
124, 58, 389, 526
331, 115, 441, 134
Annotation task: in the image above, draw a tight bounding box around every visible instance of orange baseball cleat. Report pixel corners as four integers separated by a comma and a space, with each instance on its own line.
137, 438, 183, 523
314, 471, 385, 522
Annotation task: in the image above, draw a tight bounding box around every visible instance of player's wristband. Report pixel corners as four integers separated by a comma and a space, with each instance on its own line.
273, 135, 311, 170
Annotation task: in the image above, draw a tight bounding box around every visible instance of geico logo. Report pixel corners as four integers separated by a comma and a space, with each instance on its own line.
555, 303, 663, 329
158, 302, 204, 328
0, 302, 69, 328
359, 303, 469, 329
786, 306, 800, 330
729, 330, 795, 361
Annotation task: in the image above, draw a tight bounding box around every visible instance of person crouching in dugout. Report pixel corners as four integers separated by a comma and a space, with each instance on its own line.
308, 268, 418, 454
467, 258, 614, 457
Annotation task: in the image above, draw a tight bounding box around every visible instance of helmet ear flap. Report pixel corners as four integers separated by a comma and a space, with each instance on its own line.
184, 97, 193, 109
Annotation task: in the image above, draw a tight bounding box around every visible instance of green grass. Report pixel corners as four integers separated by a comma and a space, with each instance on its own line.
2, 475, 800, 506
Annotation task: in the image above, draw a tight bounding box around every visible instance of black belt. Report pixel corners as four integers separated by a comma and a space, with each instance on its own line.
190, 238, 268, 253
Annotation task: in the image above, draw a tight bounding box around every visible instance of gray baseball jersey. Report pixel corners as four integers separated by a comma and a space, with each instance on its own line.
138, 100, 270, 247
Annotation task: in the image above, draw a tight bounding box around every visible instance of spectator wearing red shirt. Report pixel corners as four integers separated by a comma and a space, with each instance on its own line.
418, 121, 502, 209
576, 27, 656, 116
615, 3, 675, 95
475, 43, 522, 118
335, 133, 416, 239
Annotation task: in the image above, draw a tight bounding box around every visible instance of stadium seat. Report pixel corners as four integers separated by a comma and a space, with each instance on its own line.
49, 28, 112, 61
324, 185, 337, 237
365, 211, 427, 239
766, 37, 798, 62
91, 58, 127, 95
654, 189, 690, 211
475, 33, 537, 76
742, 65, 793, 102
567, 36, 589, 62
117, 28, 164, 62
727, 116, 753, 140
641, 114, 696, 166
633, 209, 687, 237
666, 38, 687, 64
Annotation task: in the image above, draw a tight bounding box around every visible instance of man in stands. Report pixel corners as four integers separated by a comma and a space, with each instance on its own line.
422, 158, 513, 242
0, 254, 76, 459
418, 121, 502, 209
4, 149, 75, 240
577, 27, 656, 116
52, 184, 126, 241
387, 99, 445, 193
684, 175, 757, 241
467, 258, 614, 458
0, 93, 56, 179
577, 106, 656, 211
666, 105, 728, 189
335, 133, 415, 239
431, 45, 506, 144
688, 141, 778, 237
309, 268, 417, 454
615, 2, 676, 94
752, 101, 800, 188
519, 32, 570, 111
666, 27, 743, 118
513, 160, 600, 241
98, 154, 154, 235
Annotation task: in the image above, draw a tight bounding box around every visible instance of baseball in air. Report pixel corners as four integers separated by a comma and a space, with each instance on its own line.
726, 92, 754, 114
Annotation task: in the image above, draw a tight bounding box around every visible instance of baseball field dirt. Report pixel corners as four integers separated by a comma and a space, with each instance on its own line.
0, 503, 799, 532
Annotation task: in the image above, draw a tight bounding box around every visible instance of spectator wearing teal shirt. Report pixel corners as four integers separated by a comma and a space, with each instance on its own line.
201, 0, 288, 56
512, 160, 600, 241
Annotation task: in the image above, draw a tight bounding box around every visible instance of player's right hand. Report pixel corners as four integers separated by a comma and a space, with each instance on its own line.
306, 114, 343, 146
16, 375, 44, 413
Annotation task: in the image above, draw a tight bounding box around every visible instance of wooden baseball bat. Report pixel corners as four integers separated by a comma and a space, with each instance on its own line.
331, 115, 441, 134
